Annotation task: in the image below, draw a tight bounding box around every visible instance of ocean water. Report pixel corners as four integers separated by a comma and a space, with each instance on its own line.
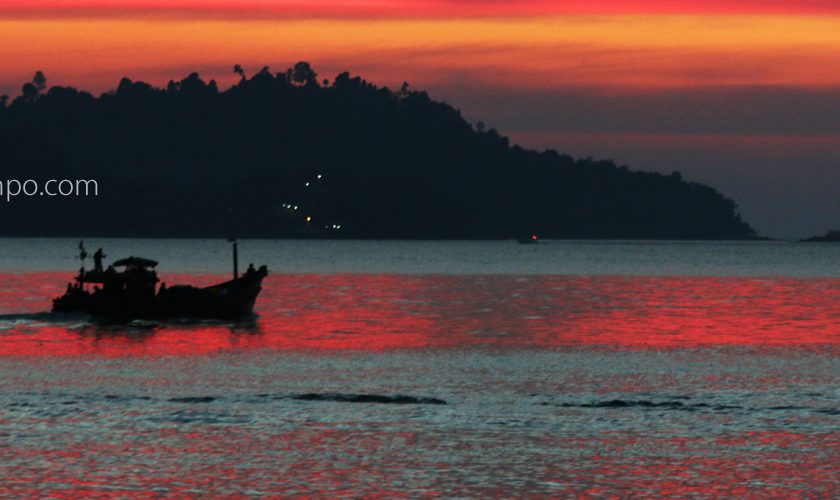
0, 239, 838, 497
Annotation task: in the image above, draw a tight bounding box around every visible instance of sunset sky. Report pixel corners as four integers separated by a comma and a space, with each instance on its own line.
2, 0, 840, 237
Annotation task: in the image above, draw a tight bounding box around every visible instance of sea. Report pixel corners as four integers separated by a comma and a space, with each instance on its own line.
0, 239, 837, 497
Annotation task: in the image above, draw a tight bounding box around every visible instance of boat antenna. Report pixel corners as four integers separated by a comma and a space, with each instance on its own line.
77, 240, 88, 269
227, 236, 238, 279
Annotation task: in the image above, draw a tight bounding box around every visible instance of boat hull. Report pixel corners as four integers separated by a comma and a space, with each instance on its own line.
53, 271, 267, 320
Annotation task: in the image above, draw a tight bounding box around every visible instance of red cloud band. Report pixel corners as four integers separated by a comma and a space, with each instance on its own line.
2, 0, 840, 18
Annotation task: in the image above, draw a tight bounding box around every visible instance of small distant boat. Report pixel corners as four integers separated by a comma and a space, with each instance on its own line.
53, 239, 268, 320
518, 233, 539, 244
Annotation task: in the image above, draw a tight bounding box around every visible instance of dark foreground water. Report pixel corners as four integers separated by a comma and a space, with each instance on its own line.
0, 240, 838, 497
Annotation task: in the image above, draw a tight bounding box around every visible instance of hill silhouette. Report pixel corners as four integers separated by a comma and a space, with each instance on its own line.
0, 64, 755, 239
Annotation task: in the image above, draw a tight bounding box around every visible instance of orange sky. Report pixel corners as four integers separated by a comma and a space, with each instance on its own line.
2, 13, 840, 94
2, 1, 840, 93
3, 0, 840, 96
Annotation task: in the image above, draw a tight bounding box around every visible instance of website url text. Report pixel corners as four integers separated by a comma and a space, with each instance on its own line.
0, 179, 99, 202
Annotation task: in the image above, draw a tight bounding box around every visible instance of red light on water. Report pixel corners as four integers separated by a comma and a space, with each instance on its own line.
1, 273, 840, 357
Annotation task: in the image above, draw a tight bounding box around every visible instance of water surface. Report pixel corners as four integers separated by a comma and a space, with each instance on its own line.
0, 239, 837, 497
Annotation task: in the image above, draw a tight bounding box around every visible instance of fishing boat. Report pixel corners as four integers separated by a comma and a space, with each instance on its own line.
52, 239, 268, 320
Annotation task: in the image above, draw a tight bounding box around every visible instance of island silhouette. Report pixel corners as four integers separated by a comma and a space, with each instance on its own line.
0, 63, 755, 239
801, 230, 840, 242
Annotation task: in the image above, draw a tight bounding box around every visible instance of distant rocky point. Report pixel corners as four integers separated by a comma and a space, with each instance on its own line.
801, 230, 840, 242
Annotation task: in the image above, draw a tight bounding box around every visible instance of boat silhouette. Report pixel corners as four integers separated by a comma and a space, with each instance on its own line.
53, 239, 268, 320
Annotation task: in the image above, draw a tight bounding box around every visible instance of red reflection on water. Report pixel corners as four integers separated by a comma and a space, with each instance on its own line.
1, 273, 840, 356
546, 430, 840, 497
0, 424, 445, 497
1, 425, 836, 497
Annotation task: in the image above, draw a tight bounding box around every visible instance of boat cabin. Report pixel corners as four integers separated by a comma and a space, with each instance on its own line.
72, 256, 160, 300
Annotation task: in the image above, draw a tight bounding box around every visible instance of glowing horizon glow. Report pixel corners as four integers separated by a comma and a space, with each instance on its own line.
3, 0, 840, 97
2, 14, 840, 97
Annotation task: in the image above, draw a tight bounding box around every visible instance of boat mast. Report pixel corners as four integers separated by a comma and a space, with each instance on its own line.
228, 236, 238, 279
